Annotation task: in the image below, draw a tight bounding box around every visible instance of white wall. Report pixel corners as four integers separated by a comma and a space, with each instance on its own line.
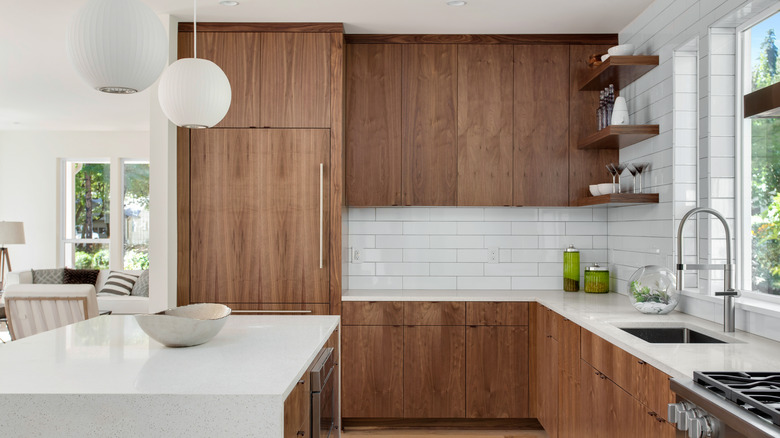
0, 130, 149, 272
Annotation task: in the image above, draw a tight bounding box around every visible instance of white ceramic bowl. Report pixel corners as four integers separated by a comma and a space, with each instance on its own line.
608, 44, 635, 56
597, 183, 619, 195
135, 303, 231, 347
589, 185, 600, 196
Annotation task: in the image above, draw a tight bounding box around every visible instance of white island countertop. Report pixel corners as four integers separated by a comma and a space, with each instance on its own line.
344, 289, 780, 379
0, 314, 339, 437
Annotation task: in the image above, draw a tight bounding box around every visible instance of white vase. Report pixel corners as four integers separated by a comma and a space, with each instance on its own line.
611, 96, 629, 125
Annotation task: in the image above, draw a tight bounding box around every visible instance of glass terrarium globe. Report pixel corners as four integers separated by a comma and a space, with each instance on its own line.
627, 265, 679, 315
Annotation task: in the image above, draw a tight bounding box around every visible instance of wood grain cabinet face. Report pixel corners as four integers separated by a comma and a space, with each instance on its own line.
345, 44, 403, 206
403, 325, 466, 418
404, 301, 465, 325
189, 129, 330, 305
466, 325, 529, 418
402, 44, 458, 206
558, 319, 581, 437
284, 376, 311, 438
260, 32, 331, 128
342, 301, 403, 325
466, 302, 528, 325
457, 45, 513, 206
341, 325, 404, 418
514, 45, 570, 206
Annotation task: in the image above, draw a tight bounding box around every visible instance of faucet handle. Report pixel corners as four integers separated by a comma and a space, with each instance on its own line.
715, 289, 741, 297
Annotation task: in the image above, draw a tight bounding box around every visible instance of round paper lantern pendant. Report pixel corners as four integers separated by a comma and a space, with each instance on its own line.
157, 58, 232, 128
67, 0, 168, 94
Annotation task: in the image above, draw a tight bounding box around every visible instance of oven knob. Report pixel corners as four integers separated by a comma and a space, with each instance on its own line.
688, 417, 705, 438
668, 401, 694, 427
673, 402, 695, 431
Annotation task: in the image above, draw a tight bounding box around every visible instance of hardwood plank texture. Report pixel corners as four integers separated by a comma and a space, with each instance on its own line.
466, 326, 529, 418
574, 193, 659, 207
457, 45, 513, 206
580, 329, 637, 396
513, 45, 570, 206
634, 361, 675, 419
402, 44, 458, 205
179, 22, 344, 32
178, 32, 262, 127
557, 319, 581, 438
404, 301, 465, 325
176, 127, 190, 307
189, 129, 330, 305
404, 325, 466, 418
346, 34, 618, 45
284, 375, 311, 438
260, 33, 331, 128
576, 125, 660, 150
342, 325, 404, 418
330, 32, 345, 316
465, 302, 528, 326
578, 55, 659, 91
342, 301, 404, 326
536, 331, 558, 437
346, 44, 403, 206
568, 44, 618, 204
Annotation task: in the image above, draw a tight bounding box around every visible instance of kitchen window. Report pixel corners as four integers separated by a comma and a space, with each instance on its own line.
738, 8, 780, 298
61, 159, 149, 271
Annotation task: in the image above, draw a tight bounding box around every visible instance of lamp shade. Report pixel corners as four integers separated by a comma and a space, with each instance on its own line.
67, 0, 168, 94
0, 222, 25, 245
157, 58, 232, 128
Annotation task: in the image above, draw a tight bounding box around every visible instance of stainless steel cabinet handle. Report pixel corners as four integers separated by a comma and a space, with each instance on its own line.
319, 162, 323, 269
231, 310, 313, 314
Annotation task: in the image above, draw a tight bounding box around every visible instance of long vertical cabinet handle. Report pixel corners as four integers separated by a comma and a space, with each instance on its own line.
319, 162, 324, 269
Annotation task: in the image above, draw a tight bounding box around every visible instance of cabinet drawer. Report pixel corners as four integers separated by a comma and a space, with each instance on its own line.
284, 376, 310, 438
635, 360, 675, 417
342, 301, 403, 325
228, 303, 330, 315
404, 301, 465, 325
580, 329, 638, 395
466, 302, 528, 325
537, 305, 560, 339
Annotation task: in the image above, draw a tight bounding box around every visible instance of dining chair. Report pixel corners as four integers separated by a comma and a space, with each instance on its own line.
3, 284, 99, 340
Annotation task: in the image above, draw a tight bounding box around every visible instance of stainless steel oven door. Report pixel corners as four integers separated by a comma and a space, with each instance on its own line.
311, 347, 335, 438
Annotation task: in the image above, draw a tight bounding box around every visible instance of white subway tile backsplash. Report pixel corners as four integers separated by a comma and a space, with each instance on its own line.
349, 276, 403, 289
512, 249, 562, 263
429, 207, 484, 221
566, 222, 608, 236
404, 276, 456, 290
457, 249, 489, 262
430, 235, 484, 249
512, 276, 563, 290
349, 208, 376, 221
484, 208, 538, 222
376, 207, 429, 221
350, 221, 403, 235
404, 249, 457, 263
539, 235, 593, 249
376, 235, 430, 249
512, 222, 566, 235
349, 235, 376, 249
403, 222, 458, 235
376, 263, 430, 276
430, 263, 484, 276
538, 208, 593, 222
457, 222, 511, 235
484, 263, 538, 277
458, 276, 511, 290
362, 249, 403, 262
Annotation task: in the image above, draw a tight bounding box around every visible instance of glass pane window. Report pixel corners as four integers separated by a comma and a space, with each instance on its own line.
63, 161, 111, 269
64, 242, 110, 270
749, 12, 780, 92
123, 162, 150, 270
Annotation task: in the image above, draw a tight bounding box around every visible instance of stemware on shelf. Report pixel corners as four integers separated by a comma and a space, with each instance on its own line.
614, 163, 628, 193
627, 164, 639, 193
606, 164, 618, 193
633, 162, 650, 193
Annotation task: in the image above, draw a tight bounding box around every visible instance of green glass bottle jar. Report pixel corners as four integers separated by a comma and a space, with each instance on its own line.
563, 244, 580, 292
584, 263, 610, 293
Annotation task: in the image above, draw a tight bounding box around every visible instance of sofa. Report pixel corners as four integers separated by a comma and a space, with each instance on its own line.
4, 269, 149, 315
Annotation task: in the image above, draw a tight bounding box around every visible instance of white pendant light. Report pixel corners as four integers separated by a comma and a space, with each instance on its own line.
157, 0, 231, 128
67, 0, 168, 94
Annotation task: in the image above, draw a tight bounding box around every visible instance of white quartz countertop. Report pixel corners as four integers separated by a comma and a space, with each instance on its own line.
344, 289, 780, 379
0, 314, 340, 398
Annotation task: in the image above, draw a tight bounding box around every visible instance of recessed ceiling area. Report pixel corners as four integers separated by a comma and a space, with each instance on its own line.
0, 0, 654, 131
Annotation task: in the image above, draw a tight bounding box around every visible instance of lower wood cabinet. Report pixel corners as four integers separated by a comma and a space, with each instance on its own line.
284, 375, 311, 438
466, 325, 529, 418
403, 325, 466, 418
537, 328, 559, 436
341, 325, 403, 418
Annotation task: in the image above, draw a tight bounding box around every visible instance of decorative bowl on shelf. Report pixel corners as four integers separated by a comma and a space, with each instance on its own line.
589, 184, 600, 196
597, 183, 619, 195
608, 44, 635, 56
135, 303, 231, 347
627, 265, 678, 314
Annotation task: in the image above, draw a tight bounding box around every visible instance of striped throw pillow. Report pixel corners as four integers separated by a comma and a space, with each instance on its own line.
98, 271, 139, 296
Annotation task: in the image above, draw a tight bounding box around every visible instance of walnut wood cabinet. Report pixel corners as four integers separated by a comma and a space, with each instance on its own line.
284, 373, 311, 438
534, 304, 560, 437
189, 129, 330, 305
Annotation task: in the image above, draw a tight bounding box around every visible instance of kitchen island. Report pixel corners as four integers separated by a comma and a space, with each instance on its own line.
0, 314, 339, 437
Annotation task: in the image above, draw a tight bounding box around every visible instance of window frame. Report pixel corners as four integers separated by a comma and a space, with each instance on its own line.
121, 159, 150, 270
736, 5, 780, 305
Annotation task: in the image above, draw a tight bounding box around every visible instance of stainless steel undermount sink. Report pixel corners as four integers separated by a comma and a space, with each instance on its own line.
620, 327, 726, 344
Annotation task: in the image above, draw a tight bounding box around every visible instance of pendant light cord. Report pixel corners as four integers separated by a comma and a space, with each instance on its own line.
193, 0, 197, 58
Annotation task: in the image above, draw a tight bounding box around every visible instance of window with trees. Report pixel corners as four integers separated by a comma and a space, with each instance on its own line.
741, 9, 780, 296
62, 159, 149, 271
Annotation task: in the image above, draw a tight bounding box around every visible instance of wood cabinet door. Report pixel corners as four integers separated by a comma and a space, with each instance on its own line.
514, 45, 570, 206
404, 325, 466, 418
341, 325, 404, 418
581, 360, 644, 438
178, 32, 263, 128
345, 44, 402, 206
457, 45, 513, 206
537, 333, 559, 437
568, 44, 618, 203
466, 325, 529, 418
558, 319, 581, 437
259, 33, 331, 128
190, 129, 330, 304
402, 44, 458, 206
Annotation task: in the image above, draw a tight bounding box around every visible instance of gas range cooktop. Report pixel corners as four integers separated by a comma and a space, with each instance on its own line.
694, 371, 780, 427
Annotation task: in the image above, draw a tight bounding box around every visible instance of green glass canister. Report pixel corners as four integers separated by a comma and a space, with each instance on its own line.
563, 244, 580, 292
584, 263, 610, 293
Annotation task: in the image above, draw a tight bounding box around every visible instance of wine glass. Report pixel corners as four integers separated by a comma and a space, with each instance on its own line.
606, 164, 618, 193
614, 163, 628, 193
633, 162, 650, 193
626, 164, 639, 193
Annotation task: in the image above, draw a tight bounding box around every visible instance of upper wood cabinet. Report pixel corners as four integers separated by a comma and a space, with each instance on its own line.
178, 31, 331, 128
260, 32, 331, 128
345, 44, 403, 206
402, 44, 458, 206
189, 129, 330, 304
514, 45, 570, 206
457, 45, 513, 206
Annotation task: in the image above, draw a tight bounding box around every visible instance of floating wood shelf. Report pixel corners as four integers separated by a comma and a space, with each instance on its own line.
576, 193, 659, 207
577, 125, 659, 150
579, 55, 659, 91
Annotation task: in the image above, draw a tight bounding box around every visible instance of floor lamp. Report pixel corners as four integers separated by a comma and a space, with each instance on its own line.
0, 222, 25, 291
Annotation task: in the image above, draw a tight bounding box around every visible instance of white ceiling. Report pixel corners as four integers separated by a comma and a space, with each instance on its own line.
0, 0, 654, 131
